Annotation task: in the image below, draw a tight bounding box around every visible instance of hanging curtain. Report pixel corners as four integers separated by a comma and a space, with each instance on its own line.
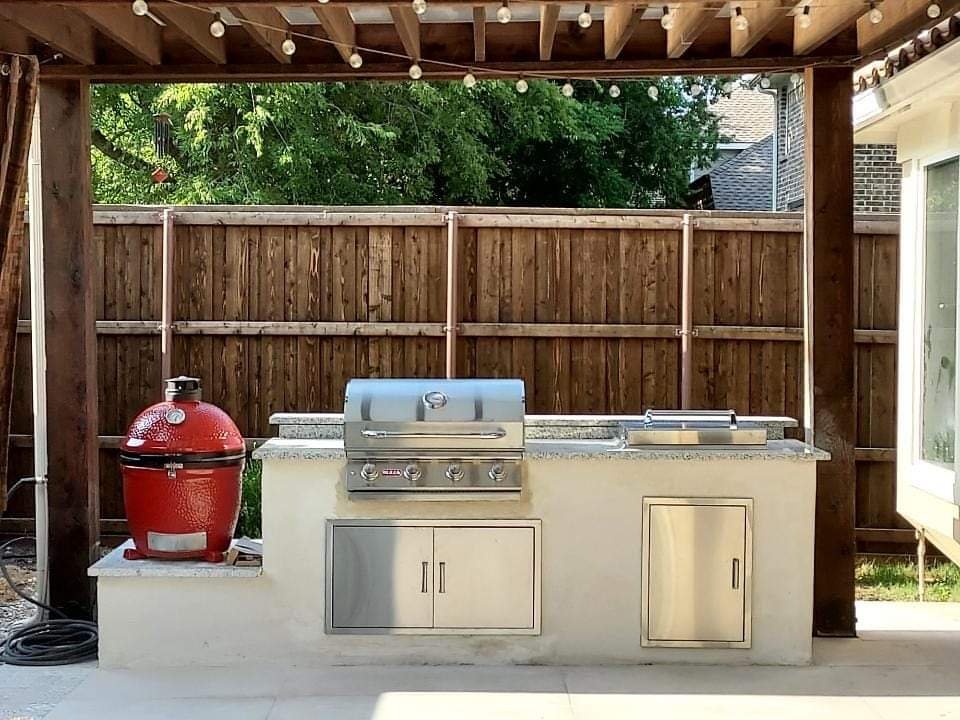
0, 54, 39, 512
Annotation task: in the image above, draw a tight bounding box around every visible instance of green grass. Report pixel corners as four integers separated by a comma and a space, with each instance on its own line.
856, 557, 960, 602
236, 457, 262, 539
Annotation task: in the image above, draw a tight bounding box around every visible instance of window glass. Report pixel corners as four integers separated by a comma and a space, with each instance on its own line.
921, 158, 959, 467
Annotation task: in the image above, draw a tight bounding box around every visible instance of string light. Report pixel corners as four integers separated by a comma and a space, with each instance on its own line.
412, 0, 428, 16
790, 72, 801, 85
660, 6, 675, 31
647, 85, 659, 101
868, 2, 884, 24
463, 72, 477, 88
927, 2, 942, 18
562, 81, 575, 97
722, 80, 736, 93
409, 63, 423, 79
497, 2, 512, 24
209, 12, 225, 38
733, 6, 749, 32
317, 0, 330, 4
608, 84, 621, 98
131, 0, 149, 16
578, 4, 593, 29
759, 74, 772, 89
516, 77, 529, 94
349, 51, 363, 69
689, 82, 703, 97
281, 34, 296, 56
798, 5, 812, 29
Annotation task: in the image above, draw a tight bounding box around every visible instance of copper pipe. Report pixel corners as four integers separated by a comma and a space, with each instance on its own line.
679, 213, 694, 409
444, 211, 459, 378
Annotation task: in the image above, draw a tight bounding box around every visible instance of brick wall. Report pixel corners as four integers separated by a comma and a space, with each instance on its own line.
776, 81, 901, 214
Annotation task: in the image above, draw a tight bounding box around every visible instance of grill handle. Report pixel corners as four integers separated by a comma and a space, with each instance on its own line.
359, 429, 507, 440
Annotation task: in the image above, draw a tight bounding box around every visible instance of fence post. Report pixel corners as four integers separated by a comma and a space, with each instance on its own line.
444, 210, 459, 379
160, 207, 175, 383
678, 213, 695, 408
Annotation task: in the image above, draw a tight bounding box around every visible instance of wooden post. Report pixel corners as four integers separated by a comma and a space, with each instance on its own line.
445, 210, 459, 379
160, 208, 175, 382
38, 79, 99, 616
804, 65, 857, 638
679, 213, 695, 408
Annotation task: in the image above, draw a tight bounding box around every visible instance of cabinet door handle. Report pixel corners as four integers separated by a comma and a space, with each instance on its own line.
438, 561, 446, 594
732, 558, 740, 590
421, 561, 429, 593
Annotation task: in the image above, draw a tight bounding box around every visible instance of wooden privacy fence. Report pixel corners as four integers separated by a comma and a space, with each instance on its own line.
3, 206, 908, 549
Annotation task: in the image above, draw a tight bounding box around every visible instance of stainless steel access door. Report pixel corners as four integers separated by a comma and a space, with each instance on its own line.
433, 526, 536, 630
643, 498, 753, 648
330, 525, 434, 630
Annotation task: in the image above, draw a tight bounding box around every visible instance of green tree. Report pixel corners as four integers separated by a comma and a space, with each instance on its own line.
91, 78, 722, 208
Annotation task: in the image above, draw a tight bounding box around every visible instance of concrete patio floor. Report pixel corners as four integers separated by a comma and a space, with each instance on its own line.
2, 600, 959, 720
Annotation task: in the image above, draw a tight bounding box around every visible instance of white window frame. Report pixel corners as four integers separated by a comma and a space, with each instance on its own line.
909, 149, 960, 503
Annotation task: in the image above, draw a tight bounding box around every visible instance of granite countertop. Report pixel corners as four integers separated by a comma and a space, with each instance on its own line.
89, 540, 263, 578
253, 437, 827, 462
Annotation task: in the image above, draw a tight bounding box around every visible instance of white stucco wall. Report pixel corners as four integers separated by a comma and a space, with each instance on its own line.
95, 452, 817, 668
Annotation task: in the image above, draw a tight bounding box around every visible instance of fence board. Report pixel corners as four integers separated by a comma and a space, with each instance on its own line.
6, 210, 904, 550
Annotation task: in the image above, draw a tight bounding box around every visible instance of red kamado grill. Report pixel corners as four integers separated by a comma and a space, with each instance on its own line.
120, 376, 245, 563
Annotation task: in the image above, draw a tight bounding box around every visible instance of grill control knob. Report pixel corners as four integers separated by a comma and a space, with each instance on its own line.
488, 463, 506, 483
360, 463, 379, 484
445, 463, 464, 483
403, 464, 422, 483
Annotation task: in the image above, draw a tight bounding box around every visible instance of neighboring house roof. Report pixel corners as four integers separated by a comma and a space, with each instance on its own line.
690, 135, 773, 211
709, 88, 775, 144
855, 13, 960, 93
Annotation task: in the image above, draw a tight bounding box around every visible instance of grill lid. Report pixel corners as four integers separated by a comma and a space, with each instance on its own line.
343, 378, 525, 455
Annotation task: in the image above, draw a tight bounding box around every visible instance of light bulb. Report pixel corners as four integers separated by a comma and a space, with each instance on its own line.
463, 72, 477, 88
281, 37, 296, 56
690, 82, 703, 97
349, 52, 363, 69
647, 85, 659, 101
732, 6, 749, 32
497, 3, 512, 24
516, 78, 528, 94
760, 75, 772, 89
209, 14, 226, 38
722, 80, 736, 93
409, 63, 423, 80
790, 72, 801, 85
318, 0, 330, 4
562, 82, 575, 98
412, 0, 428, 16
608, 84, 621, 98
868, 3, 883, 24
927, 2, 942, 18
798, 6, 812, 29
660, 6, 675, 30
131, 0, 149, 16
578, 9, 593, 29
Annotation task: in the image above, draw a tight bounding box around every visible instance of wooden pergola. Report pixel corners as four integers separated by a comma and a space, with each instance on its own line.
0, 0, 953, 633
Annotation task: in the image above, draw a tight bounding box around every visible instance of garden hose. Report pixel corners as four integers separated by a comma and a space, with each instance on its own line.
0, 478, 98, 665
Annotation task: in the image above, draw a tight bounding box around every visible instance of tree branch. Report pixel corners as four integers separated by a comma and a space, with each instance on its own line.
91, 127, 154, 173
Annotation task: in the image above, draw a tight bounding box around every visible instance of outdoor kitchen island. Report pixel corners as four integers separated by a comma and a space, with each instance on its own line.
91, 388, 828, 669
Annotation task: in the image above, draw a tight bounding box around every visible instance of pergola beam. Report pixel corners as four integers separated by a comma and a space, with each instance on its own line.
314, 5, 357, 64
858, 0, 960, 56
793, 0, 867, 56
731, 1, 792, 58
0, 5, 96, 64
389, 5, 420, 61
80, 6, 163, 65
603, 3, 646, 60
473, 6, 485, 63
539, 4, 560, 62
0, 22, 32, 54
230, 5, 291, 63
151, 4, 227, 64
666, 2, 722, 59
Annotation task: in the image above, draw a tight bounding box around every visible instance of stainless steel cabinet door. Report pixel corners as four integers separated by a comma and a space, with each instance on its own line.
330, 525, 434, 629
644, 500, 751, 646
433, 526, 536, 630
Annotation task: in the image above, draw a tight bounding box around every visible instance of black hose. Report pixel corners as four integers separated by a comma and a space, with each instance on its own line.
0, 478, 98, 665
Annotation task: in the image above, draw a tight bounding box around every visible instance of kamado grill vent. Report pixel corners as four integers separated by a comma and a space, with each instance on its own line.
343, 378, 525, 494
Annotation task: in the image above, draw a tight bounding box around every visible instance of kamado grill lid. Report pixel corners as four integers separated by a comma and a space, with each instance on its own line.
120, 377, 245, 468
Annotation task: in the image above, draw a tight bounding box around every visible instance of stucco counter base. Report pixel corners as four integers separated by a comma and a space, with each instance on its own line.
93, 437, 824, 669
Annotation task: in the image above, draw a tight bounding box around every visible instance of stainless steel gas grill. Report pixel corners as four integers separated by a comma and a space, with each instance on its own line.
342, 378, 525, 494
621, 410, 767, 447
